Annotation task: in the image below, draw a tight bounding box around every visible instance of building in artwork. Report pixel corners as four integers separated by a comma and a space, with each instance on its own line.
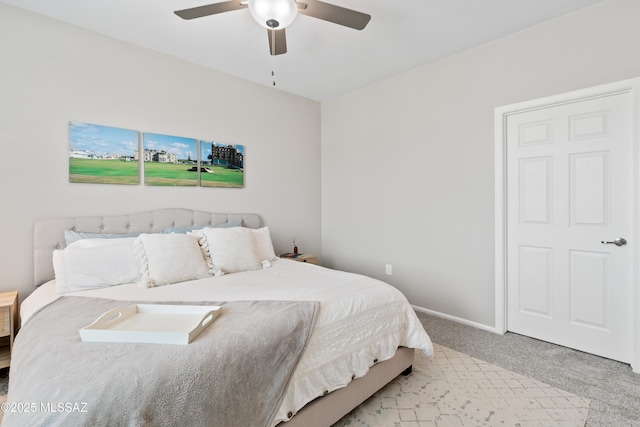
134, 149, 178, 163
209, 144, 243, 169
69, 150, 93, 159
69, 150, 133, 160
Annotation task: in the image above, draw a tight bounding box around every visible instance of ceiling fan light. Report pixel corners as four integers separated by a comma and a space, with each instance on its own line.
248, 0, 298, 29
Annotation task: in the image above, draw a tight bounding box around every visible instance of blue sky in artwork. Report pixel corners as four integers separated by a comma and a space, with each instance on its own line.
143, 132, 198, 161
69, 121, 138, 156
68, 122, 239, 162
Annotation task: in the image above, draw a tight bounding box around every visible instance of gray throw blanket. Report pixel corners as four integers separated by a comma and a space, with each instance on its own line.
3, 296, 319, 427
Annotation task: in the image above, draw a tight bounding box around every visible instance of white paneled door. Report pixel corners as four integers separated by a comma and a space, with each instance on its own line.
506, 91, 633, 363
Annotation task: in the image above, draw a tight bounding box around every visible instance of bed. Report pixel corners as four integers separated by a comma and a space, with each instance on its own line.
4, 208, 433, 426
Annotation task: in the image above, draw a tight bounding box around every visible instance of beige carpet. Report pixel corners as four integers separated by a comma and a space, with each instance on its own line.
334, 343, 590, 426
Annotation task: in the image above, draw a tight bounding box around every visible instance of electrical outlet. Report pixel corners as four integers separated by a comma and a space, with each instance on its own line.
385, 264, 392, 275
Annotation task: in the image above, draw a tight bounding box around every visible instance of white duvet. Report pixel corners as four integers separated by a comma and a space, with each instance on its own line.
22, 259, 433, 426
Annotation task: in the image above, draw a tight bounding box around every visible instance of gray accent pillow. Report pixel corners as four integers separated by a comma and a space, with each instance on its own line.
64, 230, 140, 246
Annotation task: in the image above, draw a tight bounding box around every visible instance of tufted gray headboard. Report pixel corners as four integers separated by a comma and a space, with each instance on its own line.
33, 208, 262, 287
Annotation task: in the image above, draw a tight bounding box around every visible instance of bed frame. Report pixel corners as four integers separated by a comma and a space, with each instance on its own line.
33, 208, 414, 426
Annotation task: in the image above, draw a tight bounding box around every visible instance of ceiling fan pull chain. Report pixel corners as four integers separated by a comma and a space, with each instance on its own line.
271, 37, 277, 86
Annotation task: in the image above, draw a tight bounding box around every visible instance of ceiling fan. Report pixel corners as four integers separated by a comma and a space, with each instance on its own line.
174, 0, 371, 56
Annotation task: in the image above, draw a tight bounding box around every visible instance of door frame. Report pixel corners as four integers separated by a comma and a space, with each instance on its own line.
494, 77, 640, 373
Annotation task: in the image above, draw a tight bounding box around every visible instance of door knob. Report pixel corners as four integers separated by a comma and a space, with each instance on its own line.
601, 237, 627, 246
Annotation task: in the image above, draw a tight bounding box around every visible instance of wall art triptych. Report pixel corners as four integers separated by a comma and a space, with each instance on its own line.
68, 121, 244, 188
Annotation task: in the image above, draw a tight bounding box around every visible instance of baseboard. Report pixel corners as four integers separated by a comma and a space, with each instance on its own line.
412, 305, 501, 334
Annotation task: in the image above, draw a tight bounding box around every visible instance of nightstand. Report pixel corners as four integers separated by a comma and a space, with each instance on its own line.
0, 291, 18, 369
280, 254, 318, 265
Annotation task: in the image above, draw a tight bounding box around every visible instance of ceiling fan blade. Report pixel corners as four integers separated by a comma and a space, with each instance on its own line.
297, 0, 370, 30
174, 1, 246, 20
267, 29, 287, 56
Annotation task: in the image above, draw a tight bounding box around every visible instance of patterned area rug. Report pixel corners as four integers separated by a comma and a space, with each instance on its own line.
0, 344, 589, 426
334, 343, 590, 426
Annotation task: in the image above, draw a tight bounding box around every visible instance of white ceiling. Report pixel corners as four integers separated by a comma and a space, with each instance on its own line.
2, 0, 604, 101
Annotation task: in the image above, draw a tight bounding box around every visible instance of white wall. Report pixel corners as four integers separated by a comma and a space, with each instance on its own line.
321, 0, 640, 327
0, 4, 321, 301
4, 0, 639, 327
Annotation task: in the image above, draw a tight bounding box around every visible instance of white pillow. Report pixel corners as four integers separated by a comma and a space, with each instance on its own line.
197, 227, 263, 274
134, 233, 210, 288
53, 238, 140, 294
252, 227, 277, 262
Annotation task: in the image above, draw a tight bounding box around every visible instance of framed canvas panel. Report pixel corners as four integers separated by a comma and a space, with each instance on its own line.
68, 121, 139, 185
200, 141, 244, 188
142, 132, 198, 186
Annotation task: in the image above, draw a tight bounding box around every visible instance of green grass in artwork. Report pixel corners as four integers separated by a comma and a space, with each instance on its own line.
144, 162, 243, 187
69, 158, 138, 185
200, 167, 244, 188
144, 162, 198, 186
69, 158, 243, 187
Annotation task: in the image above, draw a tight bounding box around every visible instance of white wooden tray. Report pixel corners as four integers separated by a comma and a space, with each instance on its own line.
79, 304, 221, 345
